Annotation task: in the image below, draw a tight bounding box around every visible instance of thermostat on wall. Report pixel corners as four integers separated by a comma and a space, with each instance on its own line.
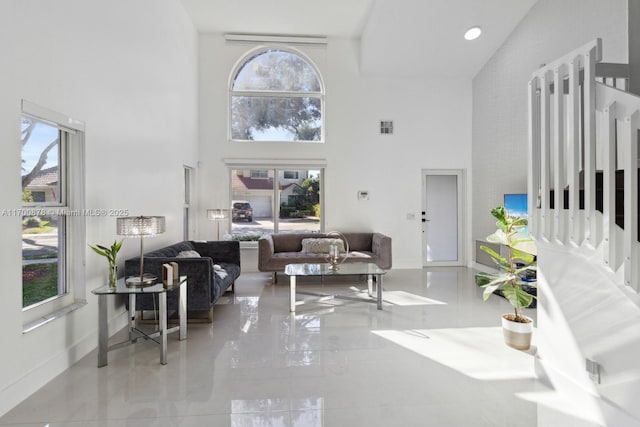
357, 191, 369, 200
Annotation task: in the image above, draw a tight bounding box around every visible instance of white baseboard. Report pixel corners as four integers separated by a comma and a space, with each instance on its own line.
0, 310, 129, 418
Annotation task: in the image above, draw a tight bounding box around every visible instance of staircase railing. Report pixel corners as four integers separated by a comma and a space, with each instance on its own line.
528, 38, 640, 291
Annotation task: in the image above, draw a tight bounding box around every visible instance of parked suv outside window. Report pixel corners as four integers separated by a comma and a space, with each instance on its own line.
232, 201, 253, 222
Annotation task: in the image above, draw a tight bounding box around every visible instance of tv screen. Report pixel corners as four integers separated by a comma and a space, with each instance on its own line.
504, 194, 528, 238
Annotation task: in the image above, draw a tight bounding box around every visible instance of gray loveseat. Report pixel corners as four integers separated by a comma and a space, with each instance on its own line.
124, 240, 240, 321
258, 232, 392, 282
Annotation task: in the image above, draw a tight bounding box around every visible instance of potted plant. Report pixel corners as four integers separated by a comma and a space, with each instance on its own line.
89, 240, 123, 287
475, 206, 537, 350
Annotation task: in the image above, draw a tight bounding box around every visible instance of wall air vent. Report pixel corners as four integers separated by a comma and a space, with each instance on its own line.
380, 120, 394, 135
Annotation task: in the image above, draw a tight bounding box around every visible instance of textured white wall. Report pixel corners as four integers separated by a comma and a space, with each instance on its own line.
0, 0, 198, 417
472, 0, 628, 242
198, 36, 473, 268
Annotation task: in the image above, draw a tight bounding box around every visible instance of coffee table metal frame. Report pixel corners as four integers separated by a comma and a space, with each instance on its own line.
284, 263, 386, 312
92, 276, 187, 367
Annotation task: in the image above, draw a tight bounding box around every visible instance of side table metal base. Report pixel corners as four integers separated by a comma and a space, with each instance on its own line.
96, 277, 187, 367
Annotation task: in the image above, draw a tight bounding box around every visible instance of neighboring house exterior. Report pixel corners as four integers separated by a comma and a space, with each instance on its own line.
280, 182, 304, 205
23, 166, 58, 203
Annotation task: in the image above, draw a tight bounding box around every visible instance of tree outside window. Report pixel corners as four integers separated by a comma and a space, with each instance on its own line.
230, 49, 324, 142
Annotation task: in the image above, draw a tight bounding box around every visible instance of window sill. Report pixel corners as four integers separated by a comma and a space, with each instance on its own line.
23, 300, 87, 334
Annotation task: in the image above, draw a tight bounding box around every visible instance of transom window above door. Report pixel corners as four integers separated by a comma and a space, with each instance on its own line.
229, 48, 324, 142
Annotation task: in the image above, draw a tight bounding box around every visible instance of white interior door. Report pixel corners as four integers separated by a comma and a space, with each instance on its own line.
422, 170, 464, 266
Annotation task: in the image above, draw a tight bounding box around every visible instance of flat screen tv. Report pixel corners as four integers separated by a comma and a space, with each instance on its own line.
504, 193, 528, 238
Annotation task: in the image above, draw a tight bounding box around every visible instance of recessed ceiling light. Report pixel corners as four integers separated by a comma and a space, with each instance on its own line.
464, 26, 482, 41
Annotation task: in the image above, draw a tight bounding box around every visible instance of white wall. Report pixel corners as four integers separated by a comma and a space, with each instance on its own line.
472, 0, 628, 242
197, 36, 473, 268
0, 0, 198, 417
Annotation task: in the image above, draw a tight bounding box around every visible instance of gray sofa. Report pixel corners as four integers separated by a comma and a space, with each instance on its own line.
258, 232, 392, 282
124, 240, 240, 321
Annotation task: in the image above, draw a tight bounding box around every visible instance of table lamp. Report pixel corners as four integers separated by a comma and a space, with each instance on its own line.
207, 208, 229, 240
117, 215, 166, 286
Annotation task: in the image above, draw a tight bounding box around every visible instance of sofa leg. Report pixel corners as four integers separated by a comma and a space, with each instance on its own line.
208, 307, 214, 322
231, 281, 235, 292
272, 272, 278, 284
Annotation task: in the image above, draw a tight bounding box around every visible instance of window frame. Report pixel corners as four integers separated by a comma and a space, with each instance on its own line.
21, 101, 86, 332
228, 46, 325, 143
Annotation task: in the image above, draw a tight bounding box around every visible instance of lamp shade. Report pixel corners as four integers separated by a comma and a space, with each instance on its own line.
117, 216, 166, 237
207, 209, 229, 220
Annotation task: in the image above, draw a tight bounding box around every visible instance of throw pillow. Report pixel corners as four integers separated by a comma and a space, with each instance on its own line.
213, 264, 228, 279
176, 250, 201, 258
301, 238, 346, 254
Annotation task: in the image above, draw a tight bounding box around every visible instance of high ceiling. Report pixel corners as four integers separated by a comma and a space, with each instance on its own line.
180, 0, 538, 79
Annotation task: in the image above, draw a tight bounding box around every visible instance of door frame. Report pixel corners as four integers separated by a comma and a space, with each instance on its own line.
422, 169, 466, 267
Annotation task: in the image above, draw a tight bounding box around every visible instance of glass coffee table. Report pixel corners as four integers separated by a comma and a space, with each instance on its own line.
92, 276, 187, 366
284, 263, 386, 312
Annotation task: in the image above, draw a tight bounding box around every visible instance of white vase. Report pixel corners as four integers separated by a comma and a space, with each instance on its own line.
501, 314, 533, 350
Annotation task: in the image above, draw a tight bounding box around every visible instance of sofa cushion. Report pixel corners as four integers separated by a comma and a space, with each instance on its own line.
301, 238, 345, 254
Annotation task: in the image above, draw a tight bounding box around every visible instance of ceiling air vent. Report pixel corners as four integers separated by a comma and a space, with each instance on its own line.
380, 120, 394, 135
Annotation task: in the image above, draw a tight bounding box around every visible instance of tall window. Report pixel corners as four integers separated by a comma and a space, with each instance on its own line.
230, 168, 323, 240
230, 49, 324, 142
20, 101, 85, 326
21, 116, 67, 308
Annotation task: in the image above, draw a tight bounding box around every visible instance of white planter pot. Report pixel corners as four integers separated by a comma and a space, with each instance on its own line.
501, 314, 533, 350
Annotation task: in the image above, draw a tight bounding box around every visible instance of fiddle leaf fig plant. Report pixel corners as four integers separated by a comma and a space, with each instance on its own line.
475, 206, 537, 323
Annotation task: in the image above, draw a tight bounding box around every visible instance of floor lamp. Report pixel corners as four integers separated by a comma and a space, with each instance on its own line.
207, 209, 229, 240
117, 215, 166, 286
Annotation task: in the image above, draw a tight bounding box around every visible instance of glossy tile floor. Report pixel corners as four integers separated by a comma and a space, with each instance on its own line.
1, 268, 552, 427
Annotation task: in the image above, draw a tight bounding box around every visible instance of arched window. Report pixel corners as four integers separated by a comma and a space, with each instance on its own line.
230, 49, 324, 142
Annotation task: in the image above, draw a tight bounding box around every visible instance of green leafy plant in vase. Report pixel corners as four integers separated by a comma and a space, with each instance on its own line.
475, 206, 537, 349
89, 240, 123, 287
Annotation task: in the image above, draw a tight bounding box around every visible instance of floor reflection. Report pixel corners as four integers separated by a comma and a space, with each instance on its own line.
1, 268, 582, 427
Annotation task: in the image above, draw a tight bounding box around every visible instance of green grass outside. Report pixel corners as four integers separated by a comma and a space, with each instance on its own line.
23, 253, 58, 261
22, 225, 54, 234
23, 263, 59, 308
